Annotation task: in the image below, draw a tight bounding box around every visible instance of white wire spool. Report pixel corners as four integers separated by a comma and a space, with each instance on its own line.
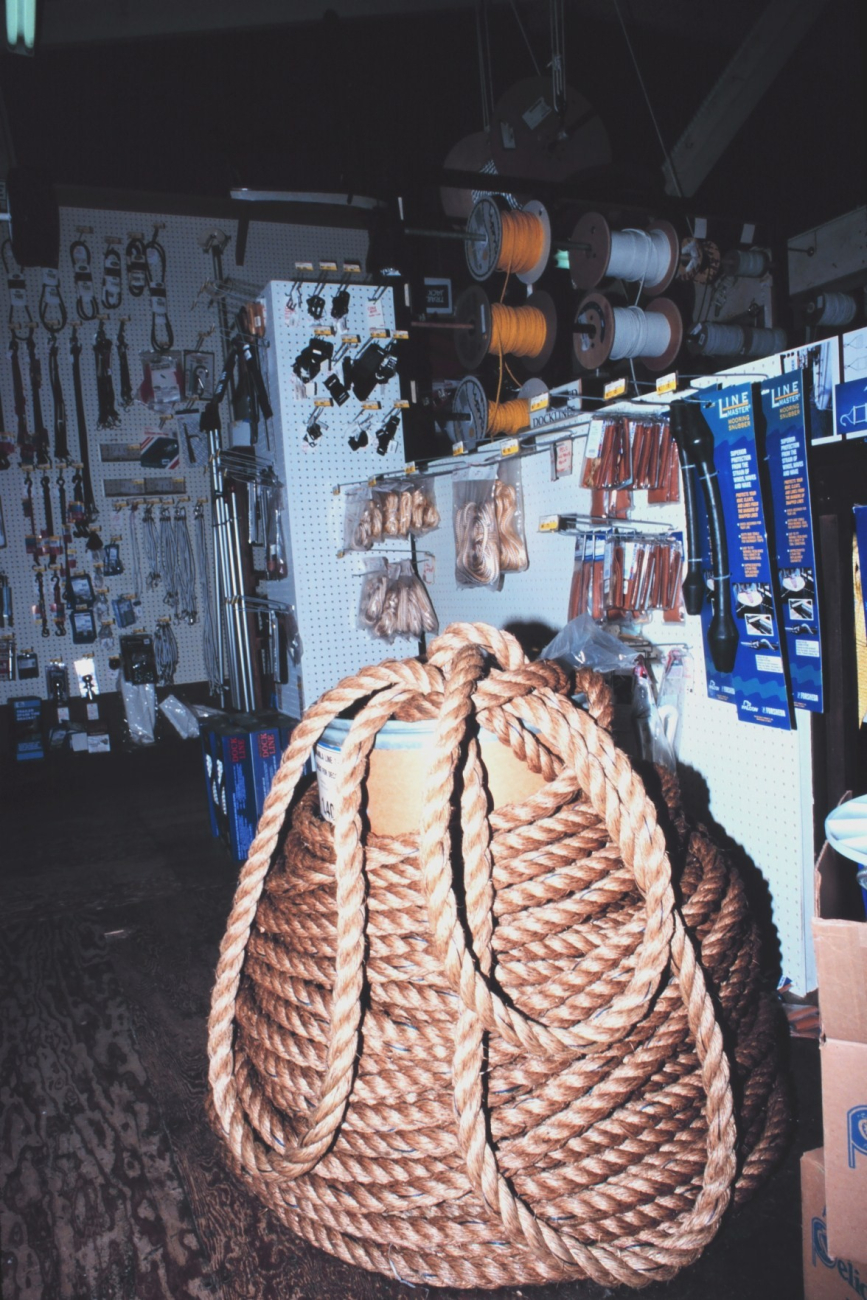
568, 212, 679, 296
688, 322, 787, 358
806, 292, 857, 328
573, 293, 682, 372
721, 248, 770, 279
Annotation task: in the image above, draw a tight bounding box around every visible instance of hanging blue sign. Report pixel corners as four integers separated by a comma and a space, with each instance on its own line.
834, 377, 867, 439
759, 371, 823, 712
693, 385, 794, 730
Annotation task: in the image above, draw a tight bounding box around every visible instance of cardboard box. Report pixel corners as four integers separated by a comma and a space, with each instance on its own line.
802, 1147, 867, 1299
813, 837, 867, 1264
200, 712, 296, 862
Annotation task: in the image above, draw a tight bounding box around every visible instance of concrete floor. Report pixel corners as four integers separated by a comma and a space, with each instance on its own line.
0, 738, 819, 1299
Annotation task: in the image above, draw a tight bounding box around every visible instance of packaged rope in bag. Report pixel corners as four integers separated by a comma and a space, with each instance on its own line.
494, 458, 529, 573
344, 486, 381, 552
357, 556, 390, 636
453, 468, 501, 589
207, 624, 791, 1291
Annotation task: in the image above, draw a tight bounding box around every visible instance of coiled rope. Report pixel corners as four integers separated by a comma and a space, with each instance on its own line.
489, 301, 548, 359
208, 622, 789, 1291
496, 208, 547, 276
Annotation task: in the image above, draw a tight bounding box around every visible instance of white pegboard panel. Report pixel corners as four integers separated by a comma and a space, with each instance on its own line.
263, 279, 410, 713
0, 205, 368, 708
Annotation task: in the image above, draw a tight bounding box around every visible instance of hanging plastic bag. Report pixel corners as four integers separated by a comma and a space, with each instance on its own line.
119, 669, 156, 745
453, 469, 501, 590
158, 693, 200, 740
494, 459, 529, 573
540, 614, 640, 675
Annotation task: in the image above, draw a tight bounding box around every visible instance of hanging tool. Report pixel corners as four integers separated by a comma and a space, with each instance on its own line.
9, 331, 32, 464
125, 234, 148, 296
34, 566, 50, 638
40, 471, 54, 536
102, 237, 123, 310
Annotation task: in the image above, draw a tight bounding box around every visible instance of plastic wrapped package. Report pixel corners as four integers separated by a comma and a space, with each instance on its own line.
358, 558, 438, 642
158, 694, 200, 740
344, 479, 440, 552
453, 470, 501, 590
119, 670, 157, 745
494, 459, 529, 573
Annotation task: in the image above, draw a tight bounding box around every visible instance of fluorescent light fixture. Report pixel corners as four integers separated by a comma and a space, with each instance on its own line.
6, 0, 35, 49
230, 189, 383, 211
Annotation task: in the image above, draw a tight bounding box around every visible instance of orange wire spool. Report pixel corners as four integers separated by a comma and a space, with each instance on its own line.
465, 198, 551, 284
453, 285, 558, 374
486, 396, 531, 436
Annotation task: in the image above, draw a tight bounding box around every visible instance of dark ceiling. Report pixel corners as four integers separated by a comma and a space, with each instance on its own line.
1, 0, 865, 239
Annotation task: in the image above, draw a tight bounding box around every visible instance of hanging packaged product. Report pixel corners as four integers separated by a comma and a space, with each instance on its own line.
259, 476, 289, 580
454, 469, 501, 589
344, 478, 440, 551
568, 528, 683, 625
494, 459, 529, 573
139, 350, 184, 414
758, 370, 824, 713
680, 389, 794, 730
357, 557, 437, 642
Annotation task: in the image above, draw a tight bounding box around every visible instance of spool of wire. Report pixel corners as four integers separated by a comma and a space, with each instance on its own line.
721, 248, 770, 279
687, 322, 787, 358
453, 285, 557, 373
567, 212, 679, 297
573, 292, 682, 373
806, 292, 857, 328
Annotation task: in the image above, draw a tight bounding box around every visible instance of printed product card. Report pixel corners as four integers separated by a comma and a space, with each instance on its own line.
694, 385, 793, 729
759, 371, 823, 712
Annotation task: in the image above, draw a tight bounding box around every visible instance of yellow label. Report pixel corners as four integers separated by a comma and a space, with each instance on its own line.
313, 326, 335, 336
368, 476, 379, 487
393, 400, 410, 409
656, 371, 678, 395
341, 334, 361, 345
604, 378, 627, 400
452, 441, 466, 456
500, 438, 520, 456
313, 398, 333, 407
362, 401, 381, 411
391, 330, 409, 341
295, 261, 314, 272
332, 485, 342, 495
539, 515, 560, 532
369, 329, 389, 339
529, 392, 550, 413
343, 262, 362, 274
404, 462, 418, 475
319, 261, 338, 272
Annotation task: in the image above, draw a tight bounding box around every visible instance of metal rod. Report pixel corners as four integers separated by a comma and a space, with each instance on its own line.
557, 241, 592, 252
573, 322, 598, 336
404, 226, 487, 243
410, 320, 476, 331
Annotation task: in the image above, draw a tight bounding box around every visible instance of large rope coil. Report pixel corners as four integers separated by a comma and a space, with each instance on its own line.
207, 622, 789, 1290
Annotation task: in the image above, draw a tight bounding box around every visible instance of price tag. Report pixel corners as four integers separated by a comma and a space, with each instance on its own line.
86, 702, 100, 721
391, 330, 409, 341
404, 461, 418, 475
368, 476, 379, 487
341, 334, 361, 345
392, 400, 410, 409
585, 419, 605, 457
343, 261, 362, 274
362, 401, 381, 411
369, 328, 389, 339
500, 439, 520, 457
655, 371, 678, 395
452, 441, 465, 456
313, 326, 335, 336
313, 398, 333, 407
319, 261, 338, 272
604, 377, 627, 400
539, 515, 560, 532
295, 261, 314, 272
553, 439, 573, 478
529, 391, 550, 413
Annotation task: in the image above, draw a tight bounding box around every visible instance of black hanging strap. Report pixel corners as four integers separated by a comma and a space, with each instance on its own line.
25, 329, 50, 463
9, 332, 32, 463
70, 236, 98, 321
116, 319, 133, 407
126, 236, 147, 296
102, 239, 122, 310
48, 334, 69, 461
93, 319, 120, 430
70, 324, 97, 520
39, 269, 67, 334
41, 471, 54, 535
145, 231, 174, 352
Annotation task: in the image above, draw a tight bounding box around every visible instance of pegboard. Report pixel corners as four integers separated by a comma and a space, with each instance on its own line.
0, 204, 368, 709
262, 279, 411, 715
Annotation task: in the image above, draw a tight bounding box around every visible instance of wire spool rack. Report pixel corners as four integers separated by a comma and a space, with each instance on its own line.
568, 211, 680, 297
207, 623, 790, 1292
